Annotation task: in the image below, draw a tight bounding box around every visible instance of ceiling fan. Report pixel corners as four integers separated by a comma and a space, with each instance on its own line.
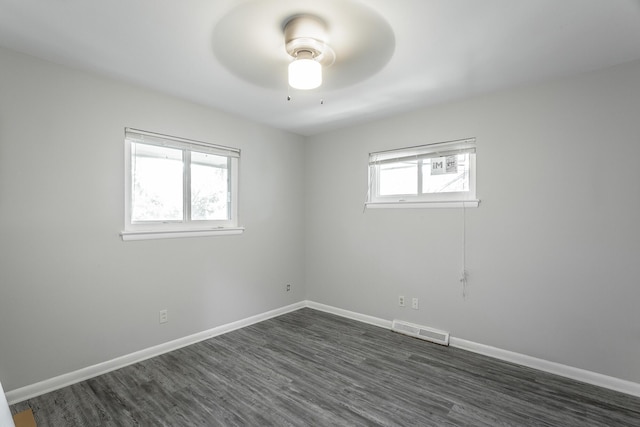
213, 0, 395, 93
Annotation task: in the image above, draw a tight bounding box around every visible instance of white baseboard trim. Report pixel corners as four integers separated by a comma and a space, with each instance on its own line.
449, 337, 640, 398
304, 301, 640, 398
306, 301, 393, 329
7, 300, 640, 404
6, 301, 305, 405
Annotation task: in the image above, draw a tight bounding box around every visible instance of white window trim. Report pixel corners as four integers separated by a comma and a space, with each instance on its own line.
120, 227, 245, 241
367, 138, 479, 209
121, 128, 243, 240
365, 200, 480, 209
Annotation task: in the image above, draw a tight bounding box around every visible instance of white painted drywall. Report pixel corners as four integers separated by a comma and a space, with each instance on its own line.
304, 59, 640, 384
0, 46, 306, 391
0, 381, 14, 427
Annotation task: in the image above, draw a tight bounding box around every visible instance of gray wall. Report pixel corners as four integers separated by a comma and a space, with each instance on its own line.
304, 59, 640, 384
1, 44, 639, 392
0, 47, 306, 391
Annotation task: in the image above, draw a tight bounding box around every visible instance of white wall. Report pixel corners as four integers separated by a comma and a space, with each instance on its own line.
304, 60, 640, 384
0, 47, 306, 391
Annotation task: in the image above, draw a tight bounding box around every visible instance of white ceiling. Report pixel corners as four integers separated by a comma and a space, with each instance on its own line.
1, 0, 639, 136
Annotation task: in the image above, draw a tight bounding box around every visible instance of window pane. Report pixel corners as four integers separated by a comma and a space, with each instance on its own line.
421, 153, 469, 193
131, 143, 183, 221
191, 151, 229, 220
379, 160, 418, 195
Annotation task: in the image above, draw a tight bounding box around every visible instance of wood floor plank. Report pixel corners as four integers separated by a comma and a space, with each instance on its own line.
10, 308, 640, 426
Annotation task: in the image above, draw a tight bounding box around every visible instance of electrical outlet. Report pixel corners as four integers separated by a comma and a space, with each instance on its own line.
286, 284, 291, 292
159, 309, 168, 324
411, 298, 419, 310
398, 295, 405, 307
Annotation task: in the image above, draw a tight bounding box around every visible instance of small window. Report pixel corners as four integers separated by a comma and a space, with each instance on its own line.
367, 138, 478, 208
122, 128, 242, 240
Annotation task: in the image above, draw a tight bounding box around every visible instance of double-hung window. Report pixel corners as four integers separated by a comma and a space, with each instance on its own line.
121, 128, 242, 240
367, 138, 479, 208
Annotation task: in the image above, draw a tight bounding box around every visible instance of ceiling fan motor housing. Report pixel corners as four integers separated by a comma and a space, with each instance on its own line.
284, 15, 334, 65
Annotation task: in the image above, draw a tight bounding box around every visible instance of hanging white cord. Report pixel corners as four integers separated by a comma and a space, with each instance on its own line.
460, 201, 468, 299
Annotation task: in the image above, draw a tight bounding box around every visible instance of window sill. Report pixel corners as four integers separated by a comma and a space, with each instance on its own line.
365, 200, 480, 209
120, 227, 245, 241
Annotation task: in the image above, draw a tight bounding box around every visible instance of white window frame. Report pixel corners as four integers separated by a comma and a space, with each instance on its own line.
121, 128, 244, 241
366, 138, 479, 209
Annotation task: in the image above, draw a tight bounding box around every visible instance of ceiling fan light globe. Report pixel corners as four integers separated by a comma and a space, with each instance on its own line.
288, 58, 322, 90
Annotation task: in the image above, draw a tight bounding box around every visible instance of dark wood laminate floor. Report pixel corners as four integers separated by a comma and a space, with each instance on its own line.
10, 308, 640, 426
